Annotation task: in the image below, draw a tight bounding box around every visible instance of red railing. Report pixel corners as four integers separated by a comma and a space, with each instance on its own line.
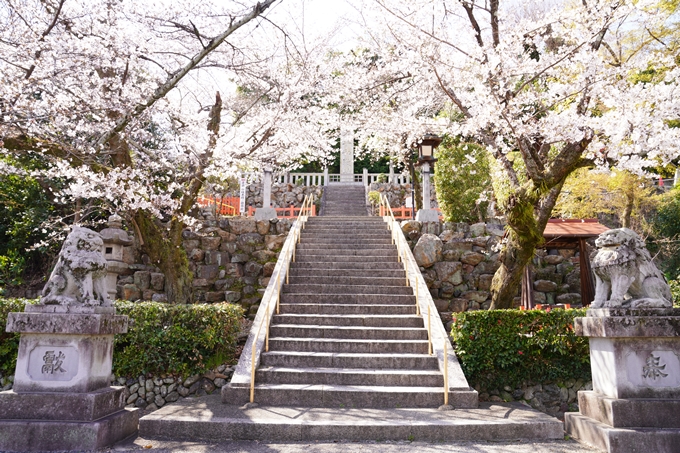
247, 205, 316, 218
378, 206, 443, 220
197, 196, 240, 216
197, 196, 316, 218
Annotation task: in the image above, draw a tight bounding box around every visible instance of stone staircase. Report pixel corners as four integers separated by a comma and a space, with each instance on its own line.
322, 183, 367, 216
251, 215, 448, 407
138, 183, 563, 442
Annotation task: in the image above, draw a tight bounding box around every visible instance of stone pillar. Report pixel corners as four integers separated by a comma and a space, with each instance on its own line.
416, 162, 439, 222
339, 126, 354, 183
99, 214, 132, 301
675, 167, 679, 188
363, 168, 369, 186
323, 167, 329, 186
389, 160, 395, 184
0, 227, 138, 452
564, 308, 680, 452
254, 166, 277, 220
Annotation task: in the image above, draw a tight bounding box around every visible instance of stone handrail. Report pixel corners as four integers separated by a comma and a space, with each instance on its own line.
379, 194, 471, 406
228, 194, 313, 403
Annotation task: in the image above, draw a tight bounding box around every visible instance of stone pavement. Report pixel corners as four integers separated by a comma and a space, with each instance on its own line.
107, 437, 600, 453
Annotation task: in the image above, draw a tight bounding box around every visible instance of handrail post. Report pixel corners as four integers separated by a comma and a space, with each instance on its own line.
265, 305, 270, 352
249, 341, 256, 403
444, 338, 449, 406
428, 304, 432, 356
276, 271, 281, 314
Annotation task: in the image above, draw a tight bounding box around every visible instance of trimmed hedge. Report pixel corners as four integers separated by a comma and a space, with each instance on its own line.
0, 299, 243, 378
451, 309, 591, 390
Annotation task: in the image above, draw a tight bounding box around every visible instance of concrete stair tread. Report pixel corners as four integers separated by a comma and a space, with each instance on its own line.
273, 314, 420, 321
251, 383, 446, 392
270, 337, 427, 344
271, 324, 424, 332
140, 395, 563, 441
259, 366, 442, 376
261, 351, 434, 359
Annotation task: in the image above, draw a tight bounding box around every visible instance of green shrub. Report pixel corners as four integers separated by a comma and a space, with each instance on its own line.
670, 278, 680, 308
0, 298, 34, 375
451, 309, 590, 390
367, 190, 381, 206
113, 301, 243, 377
0, 299, 244, 378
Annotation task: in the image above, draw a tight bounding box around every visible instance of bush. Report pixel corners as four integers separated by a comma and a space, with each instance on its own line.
434, 136, 492, 223
451, 309, 590, 390
0, 298, 34, 375
113, 301, 243, 377
0, 299, 244, 378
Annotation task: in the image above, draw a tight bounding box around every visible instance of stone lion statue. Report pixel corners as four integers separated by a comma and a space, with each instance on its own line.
591, 228, 672, 309
41, 226, 110, 307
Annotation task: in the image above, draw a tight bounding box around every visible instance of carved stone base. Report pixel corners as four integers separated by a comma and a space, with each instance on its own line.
566, 309, 680, 452
565, 411, 680, 453
1, 306, 136, 451
0, 405, 138, 452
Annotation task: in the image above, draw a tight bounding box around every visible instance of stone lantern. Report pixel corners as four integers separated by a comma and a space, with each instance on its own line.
99, 214, 133, 300
254, 165, 278, 220
415, 132, 443, 222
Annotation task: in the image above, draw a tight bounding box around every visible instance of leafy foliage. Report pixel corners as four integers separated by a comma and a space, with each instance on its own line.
0, 299, 243, 378
434, 137, 492, 223
0, 298, 34, 375
451, 309, 590, 390
113, 301, 243, 377
649, 187, 680, 277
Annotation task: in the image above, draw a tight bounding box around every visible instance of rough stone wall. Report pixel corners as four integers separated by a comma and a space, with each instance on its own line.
369, 182, 439, 209
402, 220, 584, 329
246, 183, 323, 209
478, 379, 593, 420
116, 216, 292, 316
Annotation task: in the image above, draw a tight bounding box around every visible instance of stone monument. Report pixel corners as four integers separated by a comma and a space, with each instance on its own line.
564, 228, 680, 453
339, 126, 354, 183
0, 226, 138, 452
254, 165, 277, 220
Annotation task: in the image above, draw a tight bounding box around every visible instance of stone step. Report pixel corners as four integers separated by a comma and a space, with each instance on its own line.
295, 248, 397, 257
267, 337, 429, 354
278, 303, 417, 315
269, 325, 427, 340
259, 351, 439, 369
282, 284, 412, 295
294, 255, 399, 263
288, 269, 405, 278
302, 227, 385, 233
287, 275, 407, 287
299, 238, 393, 245
226, 384, 457, 408
140, 395, 564, 442
279, 294, 416, 305
256, 367, 444, 386
296, 242, 394, 249
290, 262, 404, 270
272, 313, 423, 327
300, 233, 391, 240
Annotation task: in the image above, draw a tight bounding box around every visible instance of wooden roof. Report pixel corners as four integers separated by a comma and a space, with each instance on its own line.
543, 219, 610, 238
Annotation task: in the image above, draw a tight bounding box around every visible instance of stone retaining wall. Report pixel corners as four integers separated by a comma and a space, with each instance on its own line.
245, 183, 322, 209
478, 379, 593, 420
369, 182, 439, 209
116, 217, 293, 314
402, 221, 585, 328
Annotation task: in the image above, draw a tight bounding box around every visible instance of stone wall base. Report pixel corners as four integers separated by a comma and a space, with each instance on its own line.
565, 412, 680, 453
0, 406, 138, 452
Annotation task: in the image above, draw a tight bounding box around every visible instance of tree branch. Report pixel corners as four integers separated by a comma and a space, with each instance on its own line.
94, 0, 278, 150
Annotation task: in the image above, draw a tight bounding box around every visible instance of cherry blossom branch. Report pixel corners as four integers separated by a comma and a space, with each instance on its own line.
94, 0, 278, 150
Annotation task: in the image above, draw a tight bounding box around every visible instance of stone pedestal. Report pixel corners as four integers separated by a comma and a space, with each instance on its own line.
0, 304, 138, 452
565, 308, 680, 453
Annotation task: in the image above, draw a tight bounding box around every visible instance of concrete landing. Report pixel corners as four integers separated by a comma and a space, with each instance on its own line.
139, 394, 564, 442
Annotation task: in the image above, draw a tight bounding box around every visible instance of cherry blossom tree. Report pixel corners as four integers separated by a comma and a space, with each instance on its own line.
0, 0, 343, 302
331, 0, 680, 308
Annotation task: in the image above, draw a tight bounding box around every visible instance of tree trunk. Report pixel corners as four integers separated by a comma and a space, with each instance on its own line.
489, 182, 565, 309
409, 160, 422, 212
134, 212, 192, 304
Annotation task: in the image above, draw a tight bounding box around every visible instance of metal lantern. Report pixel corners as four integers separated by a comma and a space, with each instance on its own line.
417, 133, 442, 161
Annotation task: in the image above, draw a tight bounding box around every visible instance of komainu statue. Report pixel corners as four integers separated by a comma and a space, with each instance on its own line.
591, 228, 672, 309
41, 226, 110, 307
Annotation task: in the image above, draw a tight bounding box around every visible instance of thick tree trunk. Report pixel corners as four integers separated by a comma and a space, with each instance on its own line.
134, 212, 192, 304
489, 182, 565, 309
409, 161, 422, 212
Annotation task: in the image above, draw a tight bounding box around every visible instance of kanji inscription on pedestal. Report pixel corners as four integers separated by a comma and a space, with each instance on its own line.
28, 345, 78, 381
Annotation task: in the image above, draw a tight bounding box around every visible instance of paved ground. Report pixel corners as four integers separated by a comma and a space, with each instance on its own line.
106, 437, 601, 453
